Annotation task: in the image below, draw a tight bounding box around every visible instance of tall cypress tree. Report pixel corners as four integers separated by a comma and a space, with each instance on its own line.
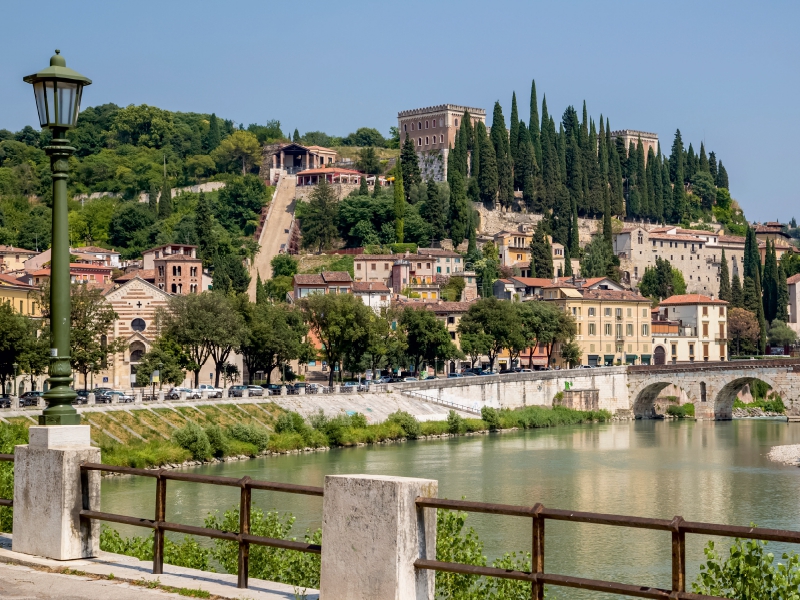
563, 247, 573, 277
670, 130, 686, 223
448, 170, 470, 246
777, 263, 790, 323
400, 134, 421, 195
358, 173, 369, 196
570, 203, 580, 255
195, 191, 215, 266
685, 143, 697, 183
490, 101, 513, 209
394, 160, 405, 243
158, 175, 172, 219
586, 120, 604, 216
717, 161, 729, 189
608, 119, 625, 216
699, 142, 709, 173
529, 80, 542, 168
743, 227, 766, 351
206, 113, 221, 151
709, 151, 718, 182
718, 248, 732, 302
762, 240, 779, 323
255, 273, 267, 305
148, 182, 159, 215
423, 178, 447, 241
477, 123, 498, 206
648, 147, 662, 221
602, 186, 613, 248
470, 119, 481, 181
509, 92, 519, 175
293, 129, 300, 142
636, 139, 649, 218
731, 273, 743, 308
565, 128, 584, 215
530, 222, 553, 278
660, 154, 672, 223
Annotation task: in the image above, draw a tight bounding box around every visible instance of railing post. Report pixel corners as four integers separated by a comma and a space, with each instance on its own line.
153, 471, 166, 575
238, 476, 252, 589
532, 504, 544, 600
670, 516, 686, 594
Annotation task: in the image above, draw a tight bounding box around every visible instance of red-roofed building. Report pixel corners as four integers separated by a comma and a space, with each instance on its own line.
27, 263, 112, 287
292, 272, 353, 299
652, 294, 728, 363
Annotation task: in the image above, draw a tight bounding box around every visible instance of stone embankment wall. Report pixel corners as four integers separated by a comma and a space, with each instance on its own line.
396, 367, 630, 414
473, 202, 601, 246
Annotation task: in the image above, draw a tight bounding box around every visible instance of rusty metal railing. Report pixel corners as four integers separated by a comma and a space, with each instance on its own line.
414, 497, 800, 600
78, 463, 323, 589
0, 454, 12, 507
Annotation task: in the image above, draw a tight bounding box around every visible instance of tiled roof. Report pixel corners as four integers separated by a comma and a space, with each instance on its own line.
659, 294, 728, 306
581, 289, 650, 302
114, 269, 155, 282
352, 281, 390, 292
509, 277, 552, 287
293, 271, 353, 285
649, 233, 709, 243
320, 271, 352, 282
296, 168, 362, 176
0, 272, 35, 288
293, 274, 325, 285
78, 246, 119, 254
143, 244, 197, 254
356, 254, 397, 260
718, 235, 746, 244
398, 299, 474, 313
417, 248, 462, 257
786, 273, 800, 285
0, 245, 37, 254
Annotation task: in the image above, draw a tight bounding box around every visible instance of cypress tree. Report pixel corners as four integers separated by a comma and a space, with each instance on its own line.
509, 92, 519, 173
148, 182, 159, 215
448, 170, 470, 246
158, 175, 172, 219
477, 123, 498, 206
608, 119, 625, 216
685, 143, 697, 183
718, 248, 732, 303
293, 129, 300, 142
400, 134, 422, 194
195, 191, 215, 266
530, 222, 554, 278
372, 176, 382, 198
744, 227, 762, 281
206, 113, 221, 151
563, 247, 573, 277
556, 121, 566, 185
709, 151, 718, 182
670, 130, 686, 223
570, 203, 580, 255
471, 121, 482, 180
586, 121, 604, 216
256, 273, 267, 305
660, 155, 672, 223
699, 142, 709, 173
490, 101, 513, 209
717, 161, 729, 189
424, 178, 447, 241
636, 139, 649, 218
603, 186, 613, 248
649, 147, 662, 221
565, 128, 584, 215
777, 263, 790, 323
730, 273, 743, 308
550, 184, 571, 247
358, 173, 369, 196
467, 210, 477, 255
529, 80, 542, 168
598, 116, 609, 181
762, 240, 779, 322
743, 228, 766, 352
394, 161, 405, 243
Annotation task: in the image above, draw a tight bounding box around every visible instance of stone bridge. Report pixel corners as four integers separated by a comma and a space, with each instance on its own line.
394, 359, 800, 420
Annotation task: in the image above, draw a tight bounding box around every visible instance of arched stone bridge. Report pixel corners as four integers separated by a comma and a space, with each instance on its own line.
394, 359, 800, 420
627, 359, 800, 420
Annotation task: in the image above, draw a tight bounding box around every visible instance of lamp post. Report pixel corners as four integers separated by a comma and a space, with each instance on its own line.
157, 362, 163, 392
12, 363, 18, 397
23, 50, 91, 425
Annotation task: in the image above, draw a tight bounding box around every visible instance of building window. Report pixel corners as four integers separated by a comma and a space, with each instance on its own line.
19, 300, 23, 313
440, 134, 444, 143
627, 308, 632, 317
605, 323, 612, 335
425, 136, 429, 145
357, 263, 362, 270
190, 266, 198, 277
642, 308, 647, 317
425, 120, 429, 129
588, 308, 596, 316
702, 323, 709, 337
455, 118, 459, 127
616, 324, 623, 338
626, 323, 633, 337
702, 305, 708, 316
642, 324, 649, 336
418, 138, 422, 146
131, 318, 146, 332
418, 122, 422, 130
158, 266, 164, 277
384, 263, 389, 270
604, 308, 611, 317
171, 283, 177, 293
616, 308, 622, 318
371, 263, 376, 270
588, 323, 596, 335
439, 118, 443, 127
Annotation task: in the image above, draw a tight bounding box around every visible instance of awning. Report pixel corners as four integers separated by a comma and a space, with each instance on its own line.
603, 355, 615, 365
587, 355, 599, 366
625, 354, 638, 365
640, 354, 652, 365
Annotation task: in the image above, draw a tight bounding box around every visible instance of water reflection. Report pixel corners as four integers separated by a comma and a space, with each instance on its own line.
101, 420, 800, 599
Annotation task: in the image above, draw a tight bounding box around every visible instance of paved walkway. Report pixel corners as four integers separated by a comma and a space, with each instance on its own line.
0, 534, 318, 600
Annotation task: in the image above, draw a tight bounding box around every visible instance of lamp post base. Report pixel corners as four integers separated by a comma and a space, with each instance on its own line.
38, 413, 82, 426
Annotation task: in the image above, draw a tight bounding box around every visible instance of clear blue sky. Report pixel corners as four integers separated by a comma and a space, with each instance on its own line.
2, 1, 798, 222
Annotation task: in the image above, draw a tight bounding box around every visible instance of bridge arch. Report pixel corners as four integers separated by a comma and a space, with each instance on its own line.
632, 381, 695, 418
712, 374, 787, 420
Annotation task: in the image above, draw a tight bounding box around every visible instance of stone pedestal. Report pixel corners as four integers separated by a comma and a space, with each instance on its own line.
242, 389, 249, 399
87, 393, 95, 406
12, 425, 100, 560
320, 474, 437, 600
280, 386, 287, 396
201, 390, 208, 400
134, 391, 142, 404
221, 389, 228, 399
157, 391, 164, 402
298, 386, 306, 396
179, 392, 187, 401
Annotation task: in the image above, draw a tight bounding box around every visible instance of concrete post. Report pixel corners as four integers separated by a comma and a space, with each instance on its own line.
10, 396, 18, 410
320, 475, 437, 600
179, 391, 187, 401
221, 388, 229, 399
201, 390, 208, 400
110, 393, 118, 405
298, 386, 306, 396
242, 389, 249, 399
134, 390, 142, 404
12, 425, 100, 560
280, 385, 287, 396
37, 396, 46, 409
157, 391, 164, 403
87, 393, 95, 406
333, 385, 341, 394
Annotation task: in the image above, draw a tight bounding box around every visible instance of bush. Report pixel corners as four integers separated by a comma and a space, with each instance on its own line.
0, 423, 27, 532
387, 410, 421, 439
204, 424, 229, 458
308, 409, 328, 431
447, 410, 466, 434
101, 440, 191, 469
481, 407, 501, 430
100, 525, 210, 570
227, 423, 269, 451
350, 412, 368, 429
666, 403, 695, 418
172, 423, 212, 460
275, 411, 307, 435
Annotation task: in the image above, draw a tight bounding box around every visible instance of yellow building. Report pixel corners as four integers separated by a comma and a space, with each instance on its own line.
544, 285, 652, 366
0, 246, 39, 274
0, 273, 40, 316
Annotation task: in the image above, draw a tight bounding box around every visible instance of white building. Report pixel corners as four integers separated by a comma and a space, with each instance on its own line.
651, 294, 728, 364
788, 273, 800, 334
352, 281, 391, 314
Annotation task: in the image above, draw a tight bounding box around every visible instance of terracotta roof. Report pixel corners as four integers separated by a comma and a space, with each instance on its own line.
293, 274, 325, 285
649, 233, 709, 243
114, 269, 155, 282
659, 294, 728, 306
543, 282, 577, 289
581, 289, 650, 302
296, 167, 362, 176
352, 281, 390, 292
496, 279, 512, 285
509, 277, 552, 287
0, 245, 37, 254
320, 271, 352, 282
718, 235, 746, 244
417, 248, 462, 257
30, 264, 112, 276
787, 273, 800, 285
355, 254, 397, 260
293, 271, 353, 285
0, 272, 35, 288
153, 254, 201, 262
305, 145, 336, 153
143, 244, 197, 254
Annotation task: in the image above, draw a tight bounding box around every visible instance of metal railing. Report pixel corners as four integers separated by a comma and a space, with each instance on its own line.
400, 389, 482, 416
414, 496, 800, 600
78, 463, 323, 590
0, 454, 12, 507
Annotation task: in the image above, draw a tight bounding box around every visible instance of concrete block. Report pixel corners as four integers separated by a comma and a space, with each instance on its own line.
298, 386, 306, 395
134, 391, 142, 404
179, 392, 187, 401
157, 391, 164, 402
87, 393, 95, 406
320, 474, 437, 600
280, 386, 287, 396
201, 390, 208, 400
12, 425, 100, 560
221, 389, 228, 399
242, 389, 249, 399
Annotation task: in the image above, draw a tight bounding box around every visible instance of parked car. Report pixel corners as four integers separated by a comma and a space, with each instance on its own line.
461, 372, 479, 377
167, 387, 199, 400
73, 390, 90, 405
197, 384, 223, 398
402, 376, 418, 382
447, 372, 464, 378
19, 390, 44, 407
0, 396, 10, 409
248, 385, 265, 397
228, 385, 248, 398
97, 390, 134, 404
376, 376, 392, 384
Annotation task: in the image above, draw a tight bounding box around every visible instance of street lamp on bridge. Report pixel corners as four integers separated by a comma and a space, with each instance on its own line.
23, 50, 91, 425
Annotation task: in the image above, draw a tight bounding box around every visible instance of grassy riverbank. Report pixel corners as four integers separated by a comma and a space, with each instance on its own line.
0, 404, 610, 471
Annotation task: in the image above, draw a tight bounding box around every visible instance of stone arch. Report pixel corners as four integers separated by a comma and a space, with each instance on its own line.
633, 382, 676, 418
712, 374, 788, 420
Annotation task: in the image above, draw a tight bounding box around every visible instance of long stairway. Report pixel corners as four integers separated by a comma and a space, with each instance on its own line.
248, 173, 297, 300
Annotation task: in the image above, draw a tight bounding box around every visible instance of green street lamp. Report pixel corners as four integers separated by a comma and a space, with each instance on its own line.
12, 363, 18, 398
23, 50, 91, 425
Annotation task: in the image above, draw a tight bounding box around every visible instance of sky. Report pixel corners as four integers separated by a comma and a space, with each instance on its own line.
1, 0, 798, 222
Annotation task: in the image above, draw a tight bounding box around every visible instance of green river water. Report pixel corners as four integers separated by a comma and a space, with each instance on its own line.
102, 419, 800, 598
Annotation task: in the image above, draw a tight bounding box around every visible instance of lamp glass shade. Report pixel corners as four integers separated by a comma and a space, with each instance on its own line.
33, 81, 47, 127
24, 51, 91, 130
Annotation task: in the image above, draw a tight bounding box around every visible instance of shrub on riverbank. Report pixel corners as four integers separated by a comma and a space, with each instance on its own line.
101, 440, 191, 468
666, 403, 696, 418
0, 424, 26, 533
734, 396, 785, 414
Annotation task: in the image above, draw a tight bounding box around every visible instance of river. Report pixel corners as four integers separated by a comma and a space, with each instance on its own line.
102, 419, 800, 598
